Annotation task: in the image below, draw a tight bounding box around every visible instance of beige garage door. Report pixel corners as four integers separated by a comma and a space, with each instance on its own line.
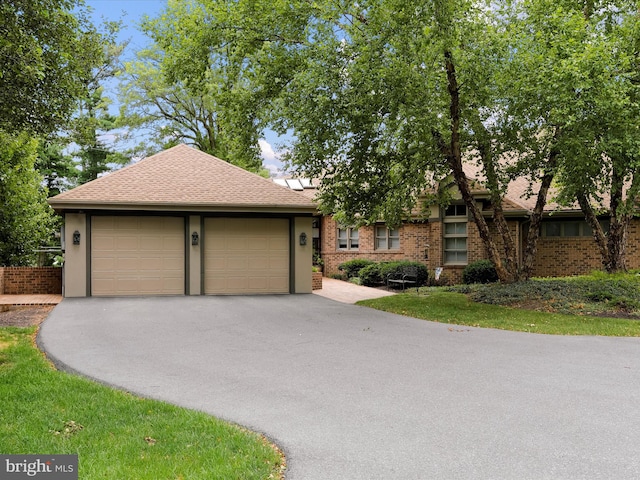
91, 216, 185, 296
204, 218, 289, 294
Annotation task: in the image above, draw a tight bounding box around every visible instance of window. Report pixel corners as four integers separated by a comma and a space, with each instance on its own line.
443, 205, 468, 264
375, 226, 400, 250
337, 227, 359, 250
541, 219, 609, 237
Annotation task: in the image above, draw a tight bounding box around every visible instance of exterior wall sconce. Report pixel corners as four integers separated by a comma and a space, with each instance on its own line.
191, 231, 199, 246
72, 231, 81, 245
299, 232, 307, 246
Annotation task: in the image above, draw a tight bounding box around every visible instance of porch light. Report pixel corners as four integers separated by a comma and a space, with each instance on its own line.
191, 231, 199, 246
72, 231, 81, 245
299, 232, 307, 246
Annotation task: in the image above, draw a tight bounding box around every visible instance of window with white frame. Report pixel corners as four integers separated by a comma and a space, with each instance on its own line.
337, 227, 359, 250
375, 225, 400, 250
443, 204, 468, 264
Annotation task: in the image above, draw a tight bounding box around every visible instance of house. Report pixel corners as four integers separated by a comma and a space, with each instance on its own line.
48, 145, 317, 297
276, 170, 640, 284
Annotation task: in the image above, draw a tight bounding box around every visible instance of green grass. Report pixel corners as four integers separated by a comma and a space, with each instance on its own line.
0, 327, 284, 479
359, 290, 640, 336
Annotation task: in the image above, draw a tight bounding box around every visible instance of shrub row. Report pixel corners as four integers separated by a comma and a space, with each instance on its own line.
338, 259, 429, 288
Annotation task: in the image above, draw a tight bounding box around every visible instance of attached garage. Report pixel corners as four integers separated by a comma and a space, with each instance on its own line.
91, 216, 185, 296
204, 218, 289, 295
48, 144, 317, 298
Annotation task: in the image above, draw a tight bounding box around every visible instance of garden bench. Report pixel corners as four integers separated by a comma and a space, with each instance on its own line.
386, 265, 419, 292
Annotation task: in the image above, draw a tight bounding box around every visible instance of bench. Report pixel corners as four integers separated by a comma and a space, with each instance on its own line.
386, 265, 419, 292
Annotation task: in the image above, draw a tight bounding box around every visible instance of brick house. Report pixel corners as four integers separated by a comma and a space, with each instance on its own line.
274, 174, 639, 284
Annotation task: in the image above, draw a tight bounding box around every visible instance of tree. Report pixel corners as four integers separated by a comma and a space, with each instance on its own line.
69, 19, 129, 184
155, 0, 637, 281
35, 141, 77, 197
130, 0, 267, 173
553, 1, 640, 273
0, 0, 103, 135
0, 131, 55, 266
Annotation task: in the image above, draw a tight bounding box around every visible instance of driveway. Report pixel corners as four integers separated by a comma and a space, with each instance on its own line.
38, 295, 640, 479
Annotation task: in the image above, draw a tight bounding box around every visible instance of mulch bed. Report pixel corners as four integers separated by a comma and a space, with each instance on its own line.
0, 306, 54, 327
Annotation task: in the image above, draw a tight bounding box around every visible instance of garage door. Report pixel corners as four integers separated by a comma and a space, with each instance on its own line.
91, 216, 185, 296
204, 218, 289, 294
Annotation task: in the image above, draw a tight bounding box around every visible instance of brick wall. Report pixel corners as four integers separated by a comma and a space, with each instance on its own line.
321, 218, 430, 276
312, 271, 323, 290
319, 215, 640, 283
0, 267, 62, 295
530, 221, 640, 276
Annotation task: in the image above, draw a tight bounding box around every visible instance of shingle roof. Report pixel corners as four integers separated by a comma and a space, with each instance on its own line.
49, 144, 317, 213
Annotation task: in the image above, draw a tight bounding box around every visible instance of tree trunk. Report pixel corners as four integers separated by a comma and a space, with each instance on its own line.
577, 164, 630, 273
474, 123, 518, 279
439, 50, 515, 283
520, 147, 559, 280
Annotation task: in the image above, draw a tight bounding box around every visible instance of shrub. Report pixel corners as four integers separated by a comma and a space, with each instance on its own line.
338, 259, 376, 278
359, 261, 428, 288
359, 263, 384, 287
462, 260, 499, 284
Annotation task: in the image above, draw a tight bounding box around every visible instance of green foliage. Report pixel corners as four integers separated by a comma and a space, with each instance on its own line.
35, 141, 77, 196
0, 131, 55, 266
151, 0, 640, 282
358, 263, 384, 287
125, 3, 267, 174
0, 0, 103, 135
462, 260, 499, 284
337, 259, 376, 278
358, 261, 428, 287
448, 272, 640, 318
70, 21, 130, 185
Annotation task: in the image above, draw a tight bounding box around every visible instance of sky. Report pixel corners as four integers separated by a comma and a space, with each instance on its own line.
85, 0, 285, 175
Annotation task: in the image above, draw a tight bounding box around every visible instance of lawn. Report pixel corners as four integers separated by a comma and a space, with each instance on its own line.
359, 273, 640, 336
0, 326, 284, 479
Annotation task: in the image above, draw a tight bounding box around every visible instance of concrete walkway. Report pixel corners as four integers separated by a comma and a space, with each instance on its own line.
312, 277, 395, 303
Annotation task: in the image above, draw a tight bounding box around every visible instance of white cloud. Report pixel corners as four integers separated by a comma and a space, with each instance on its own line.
259, 139, 278, 162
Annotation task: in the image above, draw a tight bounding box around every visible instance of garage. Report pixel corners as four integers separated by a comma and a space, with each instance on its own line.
204, 218, 289, 294
48, 144, 316, 298
91, 216, 185, 296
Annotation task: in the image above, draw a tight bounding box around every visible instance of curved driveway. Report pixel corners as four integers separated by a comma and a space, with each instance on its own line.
38, 295, 640, 479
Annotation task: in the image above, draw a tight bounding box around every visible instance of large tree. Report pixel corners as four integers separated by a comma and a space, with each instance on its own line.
0, 132, 54, 266
153, 0, 637, 281
553, 1, 640, 273
120, 1, 266, 173
0, 0, 102, 135
69, 19, 129, 184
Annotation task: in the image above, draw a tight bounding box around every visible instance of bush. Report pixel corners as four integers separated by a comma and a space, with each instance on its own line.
359, 263, 384, 287
462, 260, 499, 284
338, 259, 376, 278
359, 261, 429, 288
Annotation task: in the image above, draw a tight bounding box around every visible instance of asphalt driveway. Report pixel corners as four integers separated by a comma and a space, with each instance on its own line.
38, 295, 640, 479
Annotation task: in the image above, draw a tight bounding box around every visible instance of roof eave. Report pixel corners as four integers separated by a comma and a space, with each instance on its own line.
48, 200, 318, 215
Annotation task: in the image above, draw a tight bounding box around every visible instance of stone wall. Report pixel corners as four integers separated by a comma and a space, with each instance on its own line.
0, 267, 62, 295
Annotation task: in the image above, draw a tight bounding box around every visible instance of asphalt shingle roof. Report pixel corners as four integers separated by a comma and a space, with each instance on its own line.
49, 144, 317, 212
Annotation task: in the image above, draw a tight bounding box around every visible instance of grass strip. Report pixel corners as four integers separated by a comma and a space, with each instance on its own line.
359, 290, 640, 336
0, 326, 284, 479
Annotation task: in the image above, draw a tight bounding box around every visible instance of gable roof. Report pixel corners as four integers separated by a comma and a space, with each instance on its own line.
49, 144, 317, 213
